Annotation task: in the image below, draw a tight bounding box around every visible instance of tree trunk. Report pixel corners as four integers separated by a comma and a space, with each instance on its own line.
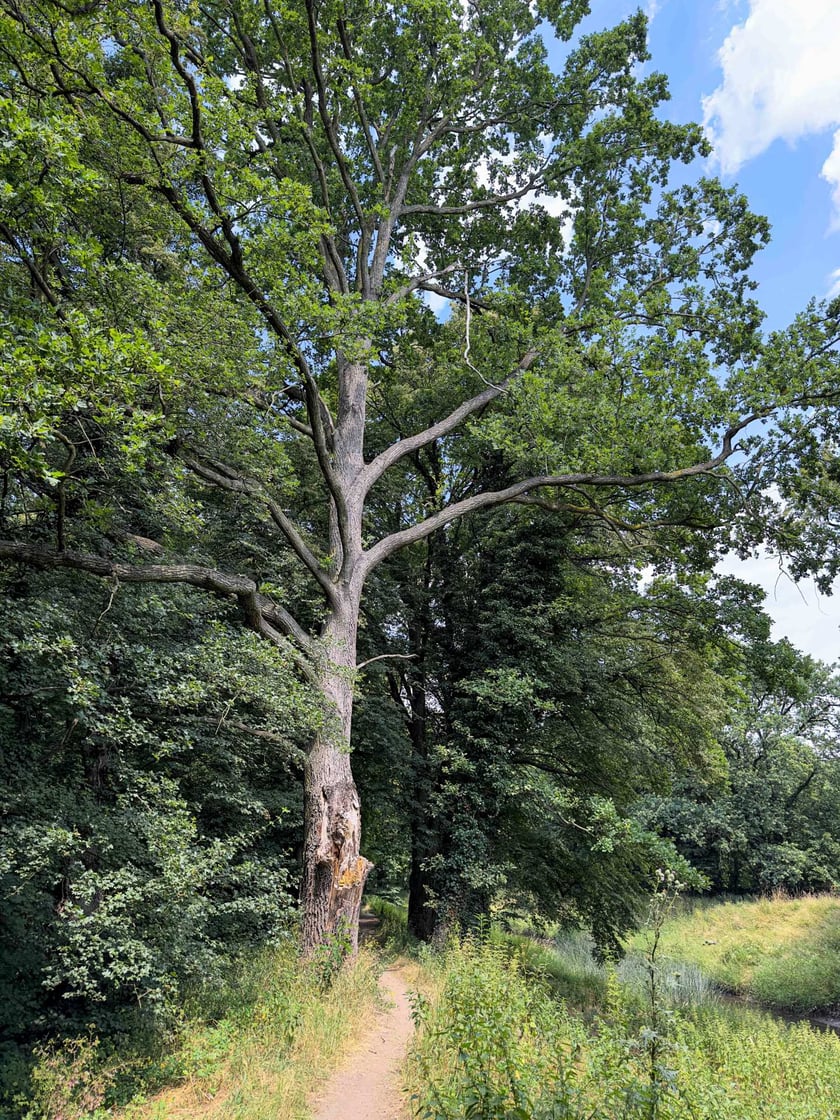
406, 670, 437, 942
407, 839, 437, 941
300, 600, 372, 955
299, 356, 374, 954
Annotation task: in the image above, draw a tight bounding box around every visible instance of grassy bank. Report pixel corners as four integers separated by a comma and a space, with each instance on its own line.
637, 893, 840, 1013
6, 942, 381, 1120
407, 935, 840, 1120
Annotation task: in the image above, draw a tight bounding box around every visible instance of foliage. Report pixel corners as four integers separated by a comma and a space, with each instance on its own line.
407, 933, 840, 1120
9, 942, 380, 1120
365, 896, 419, 955
638, 641, 840, 895
357, 507, 740, 949
1, 0, 840, 1058
487, 927, 608, 1013
0, 569, 314, 1050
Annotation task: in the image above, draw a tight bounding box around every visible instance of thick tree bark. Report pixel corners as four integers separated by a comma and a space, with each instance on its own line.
299, 494, 373, 953
296, 350, 377, 954
301, 725, 372, 954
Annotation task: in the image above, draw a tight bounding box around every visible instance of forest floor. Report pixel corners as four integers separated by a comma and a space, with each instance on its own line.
309, 963, 414, 1120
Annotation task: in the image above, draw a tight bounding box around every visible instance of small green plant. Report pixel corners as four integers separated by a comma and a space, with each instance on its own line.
24, 1035, 116, 1120
408, 935, 586, 1120
309, 920, 353, 989
630, 869, 685, 1120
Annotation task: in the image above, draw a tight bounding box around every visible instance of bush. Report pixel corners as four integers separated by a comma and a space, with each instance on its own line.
0, 575, 315, 1106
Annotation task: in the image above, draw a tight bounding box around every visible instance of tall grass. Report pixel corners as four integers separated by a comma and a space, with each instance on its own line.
487, 927, 606, 1012
406, 935, 840, 1120
11, 942, 382, 1120
637, 893, 840, 1012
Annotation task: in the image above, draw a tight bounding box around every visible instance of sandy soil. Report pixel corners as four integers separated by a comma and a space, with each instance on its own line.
310, 965, 414, 1120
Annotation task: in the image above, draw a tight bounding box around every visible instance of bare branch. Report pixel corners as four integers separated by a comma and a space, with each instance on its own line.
151, 0, 202, 146
356, 652, 417, 670
0, 221, 66, 317
363, 348, 538, 491
336, 17, 385, 185
204, 715, 304, 760
363, 415, 761, 574
385, 262, 462, 305
303, 0, 367, 243
419, 282, 495, 311
369, 116, 435, 292
402, 169, 548, 217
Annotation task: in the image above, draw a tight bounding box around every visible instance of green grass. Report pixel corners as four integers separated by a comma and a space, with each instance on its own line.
365, 896, 418, 954
407, 934, 840, 1120
10, 941, 383, 1120
487, 927, 607, 1012
632, 893, 840, 1013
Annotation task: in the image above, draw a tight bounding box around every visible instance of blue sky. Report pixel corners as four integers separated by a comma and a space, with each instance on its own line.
564, 0, 840, 328
554, 1, 840, 663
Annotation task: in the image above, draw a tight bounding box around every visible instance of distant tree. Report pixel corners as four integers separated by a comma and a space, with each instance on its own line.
2, 0, 839, 953
639, 640, 840, 894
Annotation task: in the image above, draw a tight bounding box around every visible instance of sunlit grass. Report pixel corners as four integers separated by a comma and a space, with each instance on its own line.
631, 893, 840, 1012
117, 945, 382, 1120
15, 942, 383, 1120
406, 935, 840, 1120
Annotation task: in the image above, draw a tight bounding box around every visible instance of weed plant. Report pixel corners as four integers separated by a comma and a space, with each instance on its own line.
406, 934, 840, 1119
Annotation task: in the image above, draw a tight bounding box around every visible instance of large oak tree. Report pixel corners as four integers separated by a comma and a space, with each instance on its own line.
2, 0, 839, 951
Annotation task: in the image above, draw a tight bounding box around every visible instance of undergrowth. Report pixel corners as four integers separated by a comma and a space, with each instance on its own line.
366, 896, 418, 954
3, 940, 381, 1120
407, 934, 840, 1120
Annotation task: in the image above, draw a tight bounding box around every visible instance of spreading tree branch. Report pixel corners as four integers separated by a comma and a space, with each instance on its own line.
362, 348, 538, 491
362, 414, 760, 574
0, 540, 315, 658
183, 456, 336, 605
401, 167, 549, 216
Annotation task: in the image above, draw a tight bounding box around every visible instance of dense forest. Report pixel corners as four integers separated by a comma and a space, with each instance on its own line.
2, 0, 840, 1107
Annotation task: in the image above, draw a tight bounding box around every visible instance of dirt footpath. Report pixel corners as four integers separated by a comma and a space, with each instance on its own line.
310, 966, 414, 1120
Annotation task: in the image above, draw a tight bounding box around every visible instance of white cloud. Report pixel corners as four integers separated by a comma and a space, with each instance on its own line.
821, 131, 840, 232
717, 548, 840, 664
827, 267, 840, 301
703, 0, 840, 224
